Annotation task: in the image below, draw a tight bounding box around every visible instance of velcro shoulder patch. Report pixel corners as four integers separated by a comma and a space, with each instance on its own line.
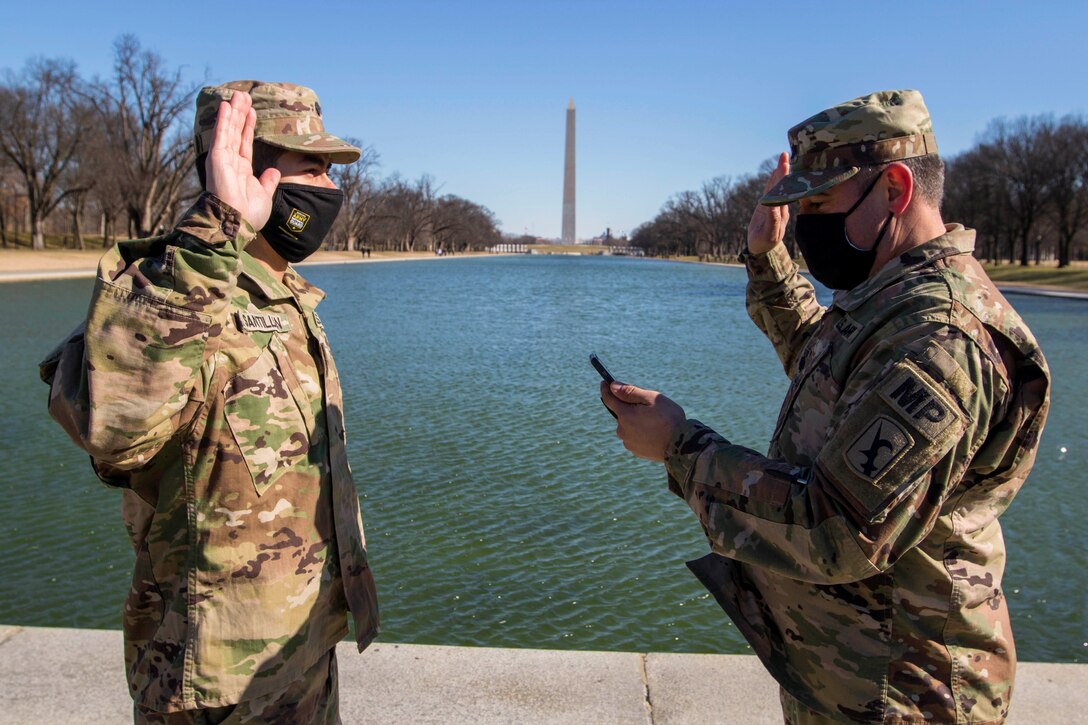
879, 359, 958, 441
819, 356, 968, 522
843, 415, 913, 483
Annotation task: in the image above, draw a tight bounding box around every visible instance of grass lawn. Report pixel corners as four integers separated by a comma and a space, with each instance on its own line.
662, 253, 1088, 291
1, 231, 116, 251
980, 262, 1088, 291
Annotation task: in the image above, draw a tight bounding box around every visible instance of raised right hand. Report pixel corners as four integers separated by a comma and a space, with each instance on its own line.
746, 152, 791, 255
205, 91, 281, 231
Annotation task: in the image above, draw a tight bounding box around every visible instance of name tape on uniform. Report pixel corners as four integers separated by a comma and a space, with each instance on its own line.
834, 314, 863, 343
235, 311, 291, 333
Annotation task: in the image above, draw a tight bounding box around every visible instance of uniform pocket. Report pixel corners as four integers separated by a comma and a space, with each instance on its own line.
223, 345, 310, 496
771, 336, 839, 463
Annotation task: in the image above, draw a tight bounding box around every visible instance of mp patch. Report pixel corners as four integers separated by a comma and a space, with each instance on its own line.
819, 355, 968, 521
844, 415, 912, 482
879, 359, 960, 441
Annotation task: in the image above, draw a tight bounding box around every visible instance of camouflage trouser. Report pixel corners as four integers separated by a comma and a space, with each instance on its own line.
134, 648, 339, 725
779, 686, 841, 724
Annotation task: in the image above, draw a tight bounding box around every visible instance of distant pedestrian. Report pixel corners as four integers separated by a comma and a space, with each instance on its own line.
602, 89, 1050, 723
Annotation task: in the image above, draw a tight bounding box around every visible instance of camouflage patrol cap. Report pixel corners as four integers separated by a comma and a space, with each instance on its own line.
193, 80, 360, 164
760, 89, 938, 206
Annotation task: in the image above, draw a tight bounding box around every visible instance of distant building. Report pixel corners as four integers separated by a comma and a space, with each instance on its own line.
602, 246, 645, 257
588, 228, 641, 255
488, 242, 530, 254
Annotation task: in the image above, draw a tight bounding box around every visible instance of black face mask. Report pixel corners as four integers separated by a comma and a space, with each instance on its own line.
794, 172, 893, 290
260, 183, 344, 263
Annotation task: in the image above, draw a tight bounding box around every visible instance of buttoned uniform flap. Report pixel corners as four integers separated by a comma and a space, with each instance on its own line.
770, 331, 838, 452
222, 335, 311, 497
817, 348, 971, 523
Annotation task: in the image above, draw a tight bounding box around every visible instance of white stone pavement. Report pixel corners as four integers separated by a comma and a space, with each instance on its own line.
0, 626, 1083, 724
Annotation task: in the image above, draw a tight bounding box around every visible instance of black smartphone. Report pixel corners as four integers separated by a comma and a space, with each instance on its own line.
590, 353, 619, 419
589, 353, 615, 384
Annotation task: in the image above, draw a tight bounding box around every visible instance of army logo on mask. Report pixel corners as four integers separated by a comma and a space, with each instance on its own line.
287, 208, 311, 233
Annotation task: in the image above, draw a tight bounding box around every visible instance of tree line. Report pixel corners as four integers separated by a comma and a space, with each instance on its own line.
631, 115, 1088, 267
0, 36, 502, 253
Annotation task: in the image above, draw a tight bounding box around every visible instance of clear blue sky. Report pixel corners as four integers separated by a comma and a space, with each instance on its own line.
6, 1, 1085, 239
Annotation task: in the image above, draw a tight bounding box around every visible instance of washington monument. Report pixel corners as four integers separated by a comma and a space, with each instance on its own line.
562, 98, 576, 244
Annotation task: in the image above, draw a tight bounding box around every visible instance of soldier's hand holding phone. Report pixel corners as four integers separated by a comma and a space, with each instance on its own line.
593, 354, 686, 462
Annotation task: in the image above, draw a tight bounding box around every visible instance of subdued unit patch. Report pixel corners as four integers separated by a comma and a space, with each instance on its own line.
844, 415, 912, 482
879, 359, 959, 440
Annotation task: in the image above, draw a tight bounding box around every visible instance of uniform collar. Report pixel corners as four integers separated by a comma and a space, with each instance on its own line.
832, 224, 976, 312
239, 253, 326, 310
282, 265, 327, 311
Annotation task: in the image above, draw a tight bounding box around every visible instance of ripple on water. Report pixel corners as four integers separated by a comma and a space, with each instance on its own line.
1, 258, 1083, 662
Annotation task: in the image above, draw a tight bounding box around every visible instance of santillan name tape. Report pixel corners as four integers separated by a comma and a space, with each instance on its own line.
235, 311, 291, 333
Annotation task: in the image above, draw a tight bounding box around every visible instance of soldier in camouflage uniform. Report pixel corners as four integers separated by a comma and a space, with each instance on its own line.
40, 82, 378, 723
602, 90, 1050, 723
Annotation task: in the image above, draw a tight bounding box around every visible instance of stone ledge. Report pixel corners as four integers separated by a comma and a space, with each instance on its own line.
0, 626, 1082, 723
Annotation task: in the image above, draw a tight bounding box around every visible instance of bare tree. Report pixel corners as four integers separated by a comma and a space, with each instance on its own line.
1044, 115, 1088, 267
0, 59, 92, 250
431, 195, 501, 252
329, 141, 380, 252
79, 109, 129, 248
376, 175, 439, 252
633, 116, 1088, 269
86, 35, 199, 239
945, 149, 991, 260
980, 116, 1054, 266
56, 98, 107, 250
643, 198, 701, 258
631, 158, 783, 261
0, 157, 18, 248
59, 111, 103, 250
671, 177, 735, 261
725, 172, 770, 257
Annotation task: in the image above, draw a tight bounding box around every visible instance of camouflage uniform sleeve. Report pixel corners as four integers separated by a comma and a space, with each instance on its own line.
745, 244, 825, 377
664, 322, 1007, 585
43, 193, 256, 470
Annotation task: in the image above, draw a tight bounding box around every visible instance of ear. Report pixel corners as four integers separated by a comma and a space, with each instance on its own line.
883, 162, 913, 215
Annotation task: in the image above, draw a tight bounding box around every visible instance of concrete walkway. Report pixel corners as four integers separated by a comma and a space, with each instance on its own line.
0, 626, 1083, 724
